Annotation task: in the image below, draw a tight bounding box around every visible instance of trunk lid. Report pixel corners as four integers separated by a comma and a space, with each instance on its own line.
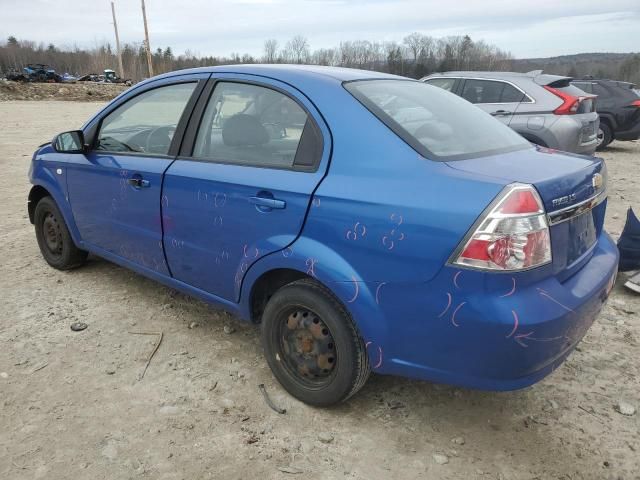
446, 146, 606, 277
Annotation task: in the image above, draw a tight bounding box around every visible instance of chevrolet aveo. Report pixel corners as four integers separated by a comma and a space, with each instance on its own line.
29, 65, 618, 406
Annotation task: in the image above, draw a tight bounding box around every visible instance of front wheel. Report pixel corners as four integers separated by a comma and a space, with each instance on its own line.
34, 196, 87, 270
261, 279, 370, 406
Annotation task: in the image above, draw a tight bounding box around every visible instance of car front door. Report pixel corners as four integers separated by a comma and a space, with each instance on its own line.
66, 75, 208, 273
162, 75, 329, 301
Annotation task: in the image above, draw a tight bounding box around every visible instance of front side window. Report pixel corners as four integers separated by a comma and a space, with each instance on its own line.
193, 82, 313, 169
424, 77, 456, 92
345, 80, 531, 161
96, 82, 197, 155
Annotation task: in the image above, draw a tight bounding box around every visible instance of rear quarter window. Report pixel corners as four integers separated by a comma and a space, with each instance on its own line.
345, 79, 531, 161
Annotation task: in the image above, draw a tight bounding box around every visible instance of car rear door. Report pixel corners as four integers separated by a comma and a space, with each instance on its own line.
66, 74, 209, 273
162, 75, 330, 302
459, 78, 528, 126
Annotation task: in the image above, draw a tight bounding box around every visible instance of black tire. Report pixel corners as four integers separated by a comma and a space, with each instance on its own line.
596, 122, 613, 151
34, 196, 87, 270
261, 278, 370, 407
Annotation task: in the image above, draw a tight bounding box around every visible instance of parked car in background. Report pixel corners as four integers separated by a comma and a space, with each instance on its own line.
422, 71, 599, 155
29, 65, 617, 406
571, 78, 640, 150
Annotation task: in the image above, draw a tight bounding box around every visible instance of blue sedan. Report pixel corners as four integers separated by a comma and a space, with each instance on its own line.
28, 65, 618, 406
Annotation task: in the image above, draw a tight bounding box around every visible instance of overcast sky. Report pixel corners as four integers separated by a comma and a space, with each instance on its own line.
1, 0, 639, 59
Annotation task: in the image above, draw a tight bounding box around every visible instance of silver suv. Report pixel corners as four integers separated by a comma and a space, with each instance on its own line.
422, 71, 599, 155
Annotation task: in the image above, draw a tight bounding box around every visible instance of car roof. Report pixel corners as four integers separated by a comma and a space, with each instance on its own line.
424, 70, 569, 86
149, 64, 406, 86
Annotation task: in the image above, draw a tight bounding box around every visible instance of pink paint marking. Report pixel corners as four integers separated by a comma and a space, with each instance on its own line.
390, 213, 403, 226
382, 235, 394, 250
306, 258, 317, 277
347, 276, 359, 303
514, 332, 533, 348
537, 288, 575, 314
312, 197, 321, 207
437, 292, 453, 318
374, 346, 383, 369
375, 282, 387, 305
453, 271, 462, 290
282, 247, 293, 258
451, 301, 466, 327
214, 192, 227, 208
506, 310, 519, 338
365, 341, 372, 348
500, 277, 516, 298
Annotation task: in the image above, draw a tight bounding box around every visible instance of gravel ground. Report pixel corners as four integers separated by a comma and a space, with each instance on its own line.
0, 101, 638, 480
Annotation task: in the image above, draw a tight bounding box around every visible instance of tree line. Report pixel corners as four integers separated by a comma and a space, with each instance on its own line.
1, 33, 638, 84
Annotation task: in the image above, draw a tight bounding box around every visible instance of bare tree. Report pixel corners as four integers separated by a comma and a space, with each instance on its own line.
263, 39, 278, 63
286, 35, 310, 64
403, 32, 423, 63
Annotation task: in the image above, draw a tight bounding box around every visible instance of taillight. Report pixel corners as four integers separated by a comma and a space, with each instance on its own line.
631, 99, 640, 107
544, 85, 591, 115
451, 184, 552, 271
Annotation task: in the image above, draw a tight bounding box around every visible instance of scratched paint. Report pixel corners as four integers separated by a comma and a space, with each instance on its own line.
305, 258, 317, 277
346, 222, 367, 241
282, 247, 293, 258
537, 288, 575, 314
451, 301, 466, 327
506, 310, 519, 338
365, 341, 384, 369
500, 277, 516, 297
375, 282, 387, 305
453, 271, 462, 289
382, 213, 406, 251
437, 292, 453, 318
347, 276, 360, 303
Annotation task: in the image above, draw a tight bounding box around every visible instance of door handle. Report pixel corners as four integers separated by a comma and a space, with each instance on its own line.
127, 177, 150, 188
249, 196, 286, 211
491, 110, 512, 116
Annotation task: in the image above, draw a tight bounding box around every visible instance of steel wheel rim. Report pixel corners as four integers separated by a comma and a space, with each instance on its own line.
278, 306, 337, 387
42, 211, 63, 256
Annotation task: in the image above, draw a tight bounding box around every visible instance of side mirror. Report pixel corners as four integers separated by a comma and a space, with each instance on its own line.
52, 130, 86, 153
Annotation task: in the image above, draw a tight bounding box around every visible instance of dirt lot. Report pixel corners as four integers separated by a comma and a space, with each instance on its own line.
0, 80, 127, 102
0, 100, 638, 480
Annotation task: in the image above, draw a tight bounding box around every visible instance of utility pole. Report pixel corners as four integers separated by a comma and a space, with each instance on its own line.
141, 0, 154, 77
111, 1, 124, 78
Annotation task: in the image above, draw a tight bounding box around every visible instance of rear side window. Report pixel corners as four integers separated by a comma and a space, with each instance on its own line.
500, 83, 529, 103
424, 78, 456, 92
345, 80, 530, 161
461, 79, 503, 104
97, 82, 197, 155
572, 82, 593, 94
461, 79, 528, 104
193, 82, 317, 169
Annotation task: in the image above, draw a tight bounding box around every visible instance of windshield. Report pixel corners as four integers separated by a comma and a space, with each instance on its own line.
344, 80, 531, 161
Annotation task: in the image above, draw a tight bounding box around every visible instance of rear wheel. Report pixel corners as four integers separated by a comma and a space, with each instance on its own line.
261, 279, 370, 406
596, 123, 613, 151
34, 196, 87, 270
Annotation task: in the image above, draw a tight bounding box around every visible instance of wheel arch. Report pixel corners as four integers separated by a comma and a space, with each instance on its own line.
28, 185, 50, 224
28, 179, 83, 246
239, 237, 389, 360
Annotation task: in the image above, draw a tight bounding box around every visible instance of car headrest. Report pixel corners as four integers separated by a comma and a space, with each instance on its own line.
222, 114, 269, 147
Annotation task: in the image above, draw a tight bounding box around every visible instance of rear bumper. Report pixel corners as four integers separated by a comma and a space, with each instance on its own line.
372, 232, 618, 390
548, 115, 598, 155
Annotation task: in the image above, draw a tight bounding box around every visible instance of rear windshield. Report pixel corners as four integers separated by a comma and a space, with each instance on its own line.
344, 80, 530, 161
556, 85, 596, 113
